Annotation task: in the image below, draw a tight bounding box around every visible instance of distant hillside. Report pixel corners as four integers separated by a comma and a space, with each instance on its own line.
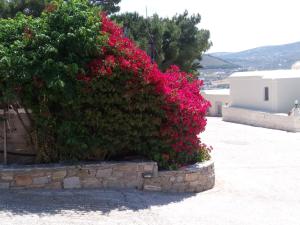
211, 42, 300, 70
200, 54, 239, 69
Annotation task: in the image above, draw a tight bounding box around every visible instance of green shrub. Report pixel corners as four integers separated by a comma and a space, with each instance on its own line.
0, 0, 211, 169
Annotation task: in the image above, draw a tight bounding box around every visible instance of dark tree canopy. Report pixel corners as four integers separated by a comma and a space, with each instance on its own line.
0, 0, 49, 18
113, 11, 212, 74
0, 0, 121, 18
90, 0, 121, 14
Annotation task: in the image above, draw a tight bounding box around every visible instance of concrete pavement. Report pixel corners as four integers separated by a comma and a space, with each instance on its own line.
0, 117, 300, 225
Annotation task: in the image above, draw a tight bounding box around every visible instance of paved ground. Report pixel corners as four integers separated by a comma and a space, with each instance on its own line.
1, 117, 300, 225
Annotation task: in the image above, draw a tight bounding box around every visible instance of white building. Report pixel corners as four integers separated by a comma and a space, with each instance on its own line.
202, 89, 230, 116
229, 70, 300, 113
222, 69, 300, 132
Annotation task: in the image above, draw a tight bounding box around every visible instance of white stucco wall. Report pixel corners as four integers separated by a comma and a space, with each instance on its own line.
222, 106, 300, 132
202, 89, 231, 116
229, 70, 300, 113
229, 77, 277, 112
276, 78, 300, 113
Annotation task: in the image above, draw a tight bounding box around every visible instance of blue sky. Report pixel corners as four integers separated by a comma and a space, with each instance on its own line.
119, 0, 300, 53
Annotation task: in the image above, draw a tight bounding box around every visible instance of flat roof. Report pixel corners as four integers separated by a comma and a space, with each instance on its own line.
230, 69, 300, 79
202, 89, 230, 95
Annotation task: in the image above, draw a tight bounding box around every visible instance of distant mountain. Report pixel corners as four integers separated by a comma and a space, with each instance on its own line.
199, 54, 239, 69
211, 41, 300, 70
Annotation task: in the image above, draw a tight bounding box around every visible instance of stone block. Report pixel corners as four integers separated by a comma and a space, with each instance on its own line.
112, 171, 124, 177
207, 165, 214, 174
104, 179, 124, 188
0, 182, 10, 189
186, 186, 197, 193
195, 185, 206, 192
176, 176, 184, 183
144, 164, 154, 172
143, 176, 161, 185
29, 184, 46, 189
88, 168, 97, 176
31, 171, 45, 177
125, 179, 141, 189
160, 181, 172, 190
81, 178, 101, 188
173, 182, 188, 190
52, 170, 67, 180
123, 173, 137, 179
138, 165, 145, 172
33, 176, 50, 185
185, 173, 199, 182
15, 175, 32, 186
48, 182, 62, 189
78, 168, 96, 177
115, 164, 137, 172
153, 164, 158, 177
63, 177, 81, 189
67, 169, 78, 177
206, 177, 215, 189
1, 173, 14, 181
96, 168, 112, 178
169, 176, 176, 182
45, 171, 52, 176
143, 185, 162, 191
189, 181, 202, 191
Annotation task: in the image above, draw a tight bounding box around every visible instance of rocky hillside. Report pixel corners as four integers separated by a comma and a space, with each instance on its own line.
199, 54, 239, 69
210, 42, 300, 70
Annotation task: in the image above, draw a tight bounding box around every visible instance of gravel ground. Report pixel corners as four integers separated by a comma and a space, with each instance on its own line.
1, 117, 300, 225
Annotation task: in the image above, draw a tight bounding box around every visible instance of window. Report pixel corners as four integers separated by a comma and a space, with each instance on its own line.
264, 87, 269, 101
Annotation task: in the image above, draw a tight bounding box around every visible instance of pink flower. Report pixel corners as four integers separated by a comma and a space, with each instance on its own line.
81, 14, 210, 156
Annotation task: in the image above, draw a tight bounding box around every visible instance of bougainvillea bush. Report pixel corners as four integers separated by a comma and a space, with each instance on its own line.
0, 0, 211, 169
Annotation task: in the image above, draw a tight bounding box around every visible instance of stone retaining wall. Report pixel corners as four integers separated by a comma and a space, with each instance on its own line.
143, 160, 215, 193
0, 160, 215, 193
223, 106, 300, 132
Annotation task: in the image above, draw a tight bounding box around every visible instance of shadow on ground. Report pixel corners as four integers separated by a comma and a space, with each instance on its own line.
0, 189, 196, 215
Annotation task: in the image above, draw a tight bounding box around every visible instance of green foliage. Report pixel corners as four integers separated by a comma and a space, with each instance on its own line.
0, 0, 104, 161
0, 0, 120, 18
0, 0, 50, 18
74, 74, 169, 163
90, 0, 121, 14
0, 0, 169, 163
0, 0, 211, 168
113, 11, 212, 74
